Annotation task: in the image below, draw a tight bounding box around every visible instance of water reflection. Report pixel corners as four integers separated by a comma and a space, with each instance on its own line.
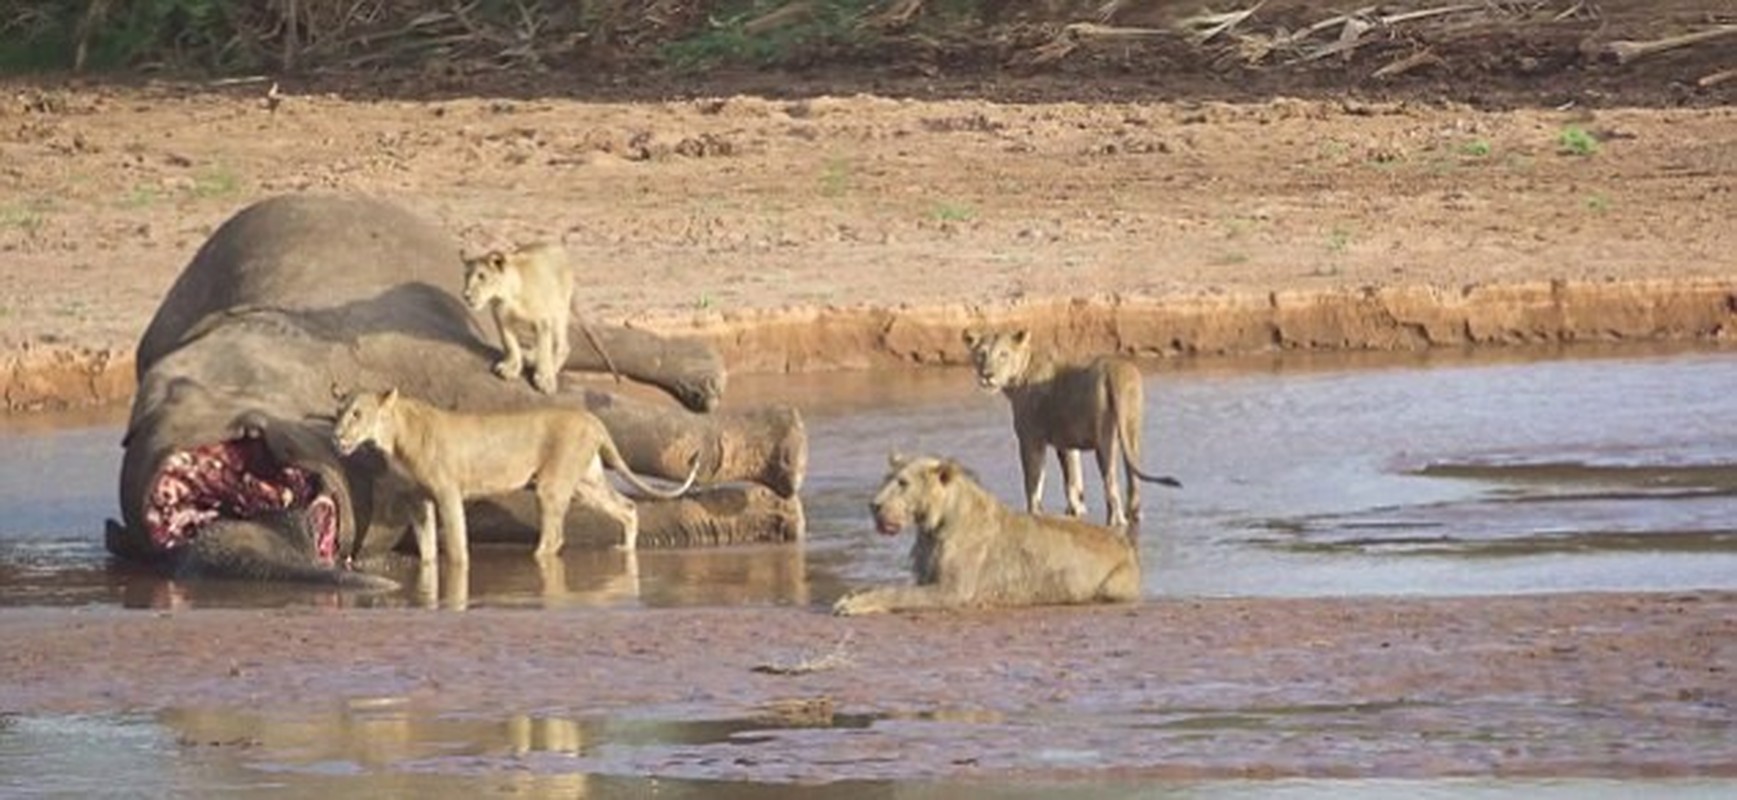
4, 344, 1737, 607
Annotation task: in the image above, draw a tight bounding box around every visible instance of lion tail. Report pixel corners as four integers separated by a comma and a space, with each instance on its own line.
598, 435, 701, 500
1110, 384, 1182, 489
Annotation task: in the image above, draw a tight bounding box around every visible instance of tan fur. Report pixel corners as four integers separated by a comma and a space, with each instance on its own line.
331, 389, 696, 562
963, 329, 1180, 528
832, 454, 1141, 615
462, 242, 620, 394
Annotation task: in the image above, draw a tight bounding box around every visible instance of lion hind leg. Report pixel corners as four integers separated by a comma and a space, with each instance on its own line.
576, 476, 639, 551
533, 481, 573, 558
1097, 433, 1128, 528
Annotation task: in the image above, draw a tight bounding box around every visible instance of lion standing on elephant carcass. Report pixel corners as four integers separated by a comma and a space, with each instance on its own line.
832, 454, 1141, 615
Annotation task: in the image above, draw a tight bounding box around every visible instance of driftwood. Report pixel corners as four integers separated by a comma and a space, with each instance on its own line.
1595, 26, 1737, 66
1699, 68, 1737, 88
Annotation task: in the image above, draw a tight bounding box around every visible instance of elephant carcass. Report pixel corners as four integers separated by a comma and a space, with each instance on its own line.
109, 194, 806, 587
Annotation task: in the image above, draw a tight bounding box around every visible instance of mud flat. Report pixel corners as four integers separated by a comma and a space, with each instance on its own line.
1, 592, 1734, 780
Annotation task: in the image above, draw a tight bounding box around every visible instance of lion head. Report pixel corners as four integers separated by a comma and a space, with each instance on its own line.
961, 329, 1033, 391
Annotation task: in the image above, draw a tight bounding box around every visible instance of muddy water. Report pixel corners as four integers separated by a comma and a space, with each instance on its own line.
3, 345, 1737, 609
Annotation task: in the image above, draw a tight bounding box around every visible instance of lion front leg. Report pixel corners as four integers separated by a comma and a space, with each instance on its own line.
1018, 436, 1048, 515
1060, 448, 1087, 518
434, 490, 471, 566
530, 320, 560, 395
412, 499, 438, 565
490, 305, 524, 381
832, 585, 963, 616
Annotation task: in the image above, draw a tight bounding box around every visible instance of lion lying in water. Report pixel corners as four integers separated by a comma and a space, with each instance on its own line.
832, 454, 1141, 615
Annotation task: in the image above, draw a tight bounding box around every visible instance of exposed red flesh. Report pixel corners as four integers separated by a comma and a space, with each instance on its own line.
143, 438, 337, 560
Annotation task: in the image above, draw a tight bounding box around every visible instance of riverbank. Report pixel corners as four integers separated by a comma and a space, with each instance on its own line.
2, 74, 1733, 410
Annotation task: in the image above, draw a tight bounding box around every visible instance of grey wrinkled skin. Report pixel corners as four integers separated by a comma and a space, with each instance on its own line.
109, 194, 803, 586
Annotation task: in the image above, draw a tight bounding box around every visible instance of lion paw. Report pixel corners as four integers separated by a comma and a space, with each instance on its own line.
831, 592, 884, 617
492, 358, 522, 380
531, 369, 560, 395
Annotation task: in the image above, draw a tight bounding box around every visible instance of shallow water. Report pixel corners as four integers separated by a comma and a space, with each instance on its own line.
4, 709, 1736, 797
4, 345, 1737, 609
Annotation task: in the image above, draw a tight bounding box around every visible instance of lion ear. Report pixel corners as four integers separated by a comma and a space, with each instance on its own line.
961, 330, 981, 348
887, 450, 908, 469
381, 387, 400, 406
1011, 329, 1030, 346
487, 251, 507, 270
935, 460, 959, 485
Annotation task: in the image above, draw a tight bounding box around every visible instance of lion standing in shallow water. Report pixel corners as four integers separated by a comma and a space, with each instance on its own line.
832, 454, 1140, 615
964, 329, 1180, 528
331, 388, 696, 562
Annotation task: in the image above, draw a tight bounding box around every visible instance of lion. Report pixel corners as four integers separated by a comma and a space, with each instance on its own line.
963, 328, 1180, 528
330, 388, 697, 563
462, 241, 621, 394
831, 453, 1141, 615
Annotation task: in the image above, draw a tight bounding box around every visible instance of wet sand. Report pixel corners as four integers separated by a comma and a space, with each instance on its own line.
2, 592, 1734, 780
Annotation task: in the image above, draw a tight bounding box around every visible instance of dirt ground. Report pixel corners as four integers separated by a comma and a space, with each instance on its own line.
1, 0, 1735, 781
1, 0, 1734, 407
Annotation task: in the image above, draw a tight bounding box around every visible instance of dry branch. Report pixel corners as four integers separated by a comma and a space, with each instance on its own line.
1699, 67, 1737, 88
1597, 25, 1737, 66
864, 0, 924, 30
743, 1, 814, 36
1371, 48, 1444, 79
1024, 21, 1172, 66
1176, 1, 1265, 45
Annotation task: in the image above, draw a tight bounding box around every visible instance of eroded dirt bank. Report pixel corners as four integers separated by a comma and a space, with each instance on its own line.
8, 279, 1735, 410
2, 592, 1733, 779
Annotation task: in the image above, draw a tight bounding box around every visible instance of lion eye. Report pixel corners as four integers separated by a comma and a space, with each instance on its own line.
896, 477, 909, 489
